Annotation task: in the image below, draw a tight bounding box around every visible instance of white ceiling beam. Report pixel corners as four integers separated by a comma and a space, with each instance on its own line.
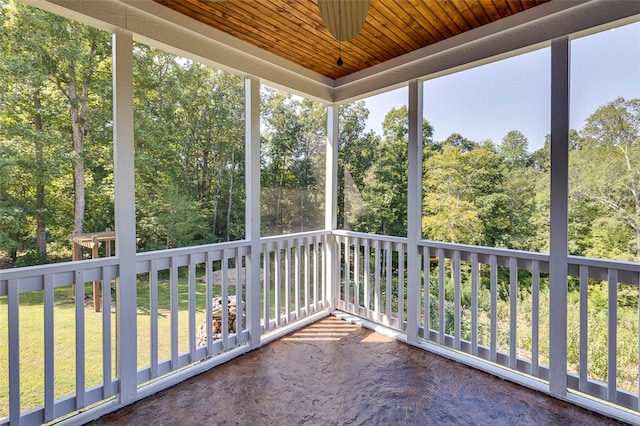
23, 0, 640, 105
29, 0, 336, 103
334, 0, 640, 103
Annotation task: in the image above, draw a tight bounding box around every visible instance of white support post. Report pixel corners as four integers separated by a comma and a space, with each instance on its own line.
112, 30, 137, 405
325, 105, 339, 309
549, 36, 570, 397
406, 80, 422, 341
245, 76, 262, 346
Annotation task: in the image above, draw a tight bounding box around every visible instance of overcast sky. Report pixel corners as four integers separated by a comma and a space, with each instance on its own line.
363, 20, 640, 153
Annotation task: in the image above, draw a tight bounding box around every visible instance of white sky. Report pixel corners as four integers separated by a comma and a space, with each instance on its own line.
363, 20, 640, 153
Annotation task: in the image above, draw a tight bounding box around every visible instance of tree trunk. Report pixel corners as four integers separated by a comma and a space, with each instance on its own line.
277, 170, 284, 234
70, 96, 85, 235
226, 150, 235, 241
61, 62, 89, 237
212, 163, 223, 238
33, 89, 47, 257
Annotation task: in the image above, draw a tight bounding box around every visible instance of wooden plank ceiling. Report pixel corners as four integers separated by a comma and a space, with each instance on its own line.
154, 0, 550, 80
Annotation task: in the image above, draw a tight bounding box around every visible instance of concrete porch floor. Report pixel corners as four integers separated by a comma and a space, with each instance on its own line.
89, 316, 626, 425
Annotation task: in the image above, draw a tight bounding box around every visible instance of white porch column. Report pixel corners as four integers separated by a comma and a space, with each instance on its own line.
406, 80, 423, 341
112, 30, 137, 404
245, 77, 261, 346
325, 105, 339, 309
549, 36, 570, 397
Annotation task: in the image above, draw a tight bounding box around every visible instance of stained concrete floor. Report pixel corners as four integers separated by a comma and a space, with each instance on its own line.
89, 316, 626, 425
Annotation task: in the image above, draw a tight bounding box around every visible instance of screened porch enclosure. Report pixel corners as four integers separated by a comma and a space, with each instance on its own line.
2, 1, 640, 425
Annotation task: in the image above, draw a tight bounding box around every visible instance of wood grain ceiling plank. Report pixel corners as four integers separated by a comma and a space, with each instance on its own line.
350, 23, 401, 62
490, 0, 513, 19
373, 1, 433, 49
210, 1, 336, 62
455, 0, 484, 28
507, 1, 525, 14
413, 1, 459, 40
406, 0, 450, 42
464, 0, 493, 26
153, 0, 551, 81
402, 1, 445, 44
168, 0, 339, 74
359, 21, 415, 59
280, 1, 377, 71
273, 0, 394, 75
433, 0, 472, 34
225, 2, 344, 70
223, 0, 380, 77
345, 2, 419, 59
478, 0, 502, 21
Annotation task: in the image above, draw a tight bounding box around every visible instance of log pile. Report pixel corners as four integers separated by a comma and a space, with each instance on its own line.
196, 295, 245, 346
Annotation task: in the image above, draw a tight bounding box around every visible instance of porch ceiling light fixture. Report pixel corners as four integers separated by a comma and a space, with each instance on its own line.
318, 0, 370, 42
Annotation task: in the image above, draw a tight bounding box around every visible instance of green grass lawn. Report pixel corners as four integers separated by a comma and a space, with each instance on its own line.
0, 271, 233, 418
0, 267, 298, 419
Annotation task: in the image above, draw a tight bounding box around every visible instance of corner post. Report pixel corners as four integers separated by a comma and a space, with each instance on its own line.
325, 105, 339, 309
549, 36, 570, 397
112, 29, 137, 404
245, 76, 262, 346
407, 80, 423, 341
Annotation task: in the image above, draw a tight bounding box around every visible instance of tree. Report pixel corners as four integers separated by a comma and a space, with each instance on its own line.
0, 1, 111, 263
132, 46, 246, 248
353, 106, 433, 236
443, 132, 475, 153
499, 130, 529, 168
337, 102, 379, 229
261, 89, 325, 236
570, 97, 640, 259
423, 143, 503, 244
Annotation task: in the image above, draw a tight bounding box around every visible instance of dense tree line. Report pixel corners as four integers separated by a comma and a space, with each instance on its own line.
2, 1, 640, 271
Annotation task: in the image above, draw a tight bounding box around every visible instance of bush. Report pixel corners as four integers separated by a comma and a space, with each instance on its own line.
14, 250, 48, 268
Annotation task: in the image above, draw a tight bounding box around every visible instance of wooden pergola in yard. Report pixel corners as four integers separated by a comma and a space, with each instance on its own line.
70, 230, 116, 312
3, 1, 640, 425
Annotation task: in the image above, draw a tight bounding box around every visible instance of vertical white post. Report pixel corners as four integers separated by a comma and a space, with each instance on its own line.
245, 76, 261, 346
406, 80, 422, 341
325, 105, 339, 309
112, 30, 137, 404
549, 36, 570, 397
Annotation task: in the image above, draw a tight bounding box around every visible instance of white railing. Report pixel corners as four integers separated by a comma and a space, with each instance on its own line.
566, 255, 640, 411
3, 230, 640, 424
334, 230, 640, 421
260, 231, 329, 334
0, 257, 120, 425
133, 241, 251, 386
0, 232, 330, 426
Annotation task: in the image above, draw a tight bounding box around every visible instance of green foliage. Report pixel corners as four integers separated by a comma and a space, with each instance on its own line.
570, 97, 640, 260
14, 250, 48, 267
350, 106, 433, 237
132, 47, 246, 248
260, 89, 326, 236
499, 130, 529, 168
338, 102, 380, 229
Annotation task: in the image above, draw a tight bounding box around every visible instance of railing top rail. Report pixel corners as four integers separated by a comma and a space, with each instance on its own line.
0, 255, 120, 282
260, 229, 331, 244
419, 239, 550, 262
332, 230, 550, 262
134, 239, 251, 262
331, 229, 408, 245
568, 254, 640, 272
